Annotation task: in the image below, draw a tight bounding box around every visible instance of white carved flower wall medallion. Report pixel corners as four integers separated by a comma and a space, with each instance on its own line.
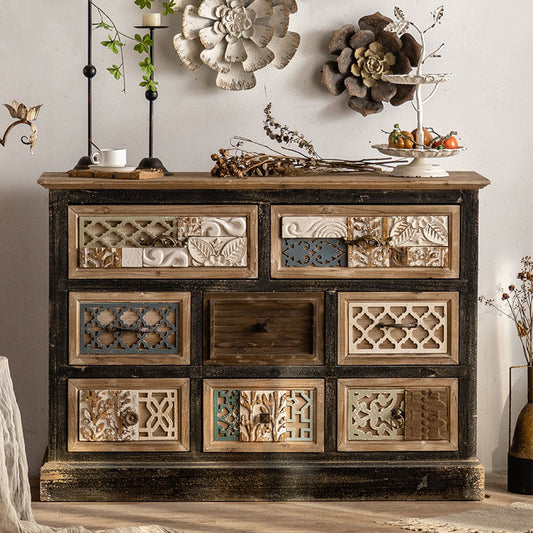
174, 0, 300, 90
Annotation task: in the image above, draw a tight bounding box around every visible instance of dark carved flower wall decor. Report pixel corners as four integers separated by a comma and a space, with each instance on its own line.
321, 12, 422, 116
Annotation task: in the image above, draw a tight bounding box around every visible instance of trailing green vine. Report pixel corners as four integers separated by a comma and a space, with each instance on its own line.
90, 0, 176, 93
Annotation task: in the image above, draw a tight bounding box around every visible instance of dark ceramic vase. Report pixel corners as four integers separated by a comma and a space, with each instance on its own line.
508, 365, 533, 494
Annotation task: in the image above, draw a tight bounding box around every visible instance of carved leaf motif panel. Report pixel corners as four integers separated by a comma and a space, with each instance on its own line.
81, 303, 180, 355
78, 388, 179, 443
348, 301, 448, 355
282, 217, 348, 238
239, 390, 288, 442
213, 389, 315, 443
347, 389, 405, 441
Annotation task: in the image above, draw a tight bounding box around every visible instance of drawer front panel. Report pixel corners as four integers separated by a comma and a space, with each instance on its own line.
204, 293, 324, 365
204, 379, 324, 452
338, 292, 459, 365
68, 205, 258, 279
69, 292, 190, 365
68, 378, 189, 452
338, 378, 458, 451
271, 206, 460, 278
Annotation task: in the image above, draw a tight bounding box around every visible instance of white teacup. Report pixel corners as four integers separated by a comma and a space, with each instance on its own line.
91, 148, 127, 167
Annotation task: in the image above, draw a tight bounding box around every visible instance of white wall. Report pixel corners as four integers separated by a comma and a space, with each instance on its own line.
0, 0, 531, 476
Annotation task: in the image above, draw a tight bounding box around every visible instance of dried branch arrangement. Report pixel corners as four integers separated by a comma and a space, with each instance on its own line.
479, 256, 533, 365
211, 104, 402, 178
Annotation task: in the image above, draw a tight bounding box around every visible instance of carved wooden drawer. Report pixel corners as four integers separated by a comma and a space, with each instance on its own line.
69, 292, 190, 366
271, 205, 460, 279
204, 293, 324, 365
337, 378, 458, 451
203, 379, 324, 452
338, 292, 459, 365
68, 378, 189, 452
68, 205, 258, 279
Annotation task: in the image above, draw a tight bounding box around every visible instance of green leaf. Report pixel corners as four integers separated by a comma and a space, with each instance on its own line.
139, 75, 158, 91
101, 35, 123, 54
135, 0, 152, 8
133, 33, 153, 54
139, 57, 155, 75
107, 65, 122, 80
163, 1, 176, 15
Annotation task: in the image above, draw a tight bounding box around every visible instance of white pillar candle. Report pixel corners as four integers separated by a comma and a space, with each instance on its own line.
142, 13, 161, 26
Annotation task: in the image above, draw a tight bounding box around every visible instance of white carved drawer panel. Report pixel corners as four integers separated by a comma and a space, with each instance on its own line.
271, 205, 460, 279
338, 292, 459, 365
68, 378, 189, 452
337, 378, 458, 452
68, 205, 258, 279
69, 292, 190, 366
203, 379, 324, 452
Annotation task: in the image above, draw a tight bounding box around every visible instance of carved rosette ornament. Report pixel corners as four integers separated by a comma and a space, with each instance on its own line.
174, 0, 300, 90
321, 12, 422, 116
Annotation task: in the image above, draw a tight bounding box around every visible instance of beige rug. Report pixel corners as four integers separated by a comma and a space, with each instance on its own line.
386, 502, 533, 533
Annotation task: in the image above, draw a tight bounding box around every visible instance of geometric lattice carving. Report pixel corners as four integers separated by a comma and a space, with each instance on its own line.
80, 216, 182, 248
404, 388, 449, 441
213, 389, 315, 443
347, 389, 405, 440
348, 301, 447, 355
286, 390, 314, 441
81, 303, 179, 354
214, 390, 240, 441
78, 388, 178, 442
281, 238, 347, 267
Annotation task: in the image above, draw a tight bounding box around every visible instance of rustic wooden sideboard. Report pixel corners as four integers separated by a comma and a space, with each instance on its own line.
38, 171, 489, 501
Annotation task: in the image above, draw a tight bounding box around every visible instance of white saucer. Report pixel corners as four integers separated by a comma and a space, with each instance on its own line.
89, 165, 137, 172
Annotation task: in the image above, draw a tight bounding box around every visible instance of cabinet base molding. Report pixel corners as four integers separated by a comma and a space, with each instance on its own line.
40, 460, 484, 502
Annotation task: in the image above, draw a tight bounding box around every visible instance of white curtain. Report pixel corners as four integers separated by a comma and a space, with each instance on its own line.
0, 357, 181, 533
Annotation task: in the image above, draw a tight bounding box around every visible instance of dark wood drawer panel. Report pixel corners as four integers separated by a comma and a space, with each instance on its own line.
271, 205, 460, 279
69, 292, 190, 366
203, 379, 324, 452
204, 293, 324, 365
338, 378, 458, 451
68, 205, 258, 279
68, 378, 189, 452
338, 292, 459, 365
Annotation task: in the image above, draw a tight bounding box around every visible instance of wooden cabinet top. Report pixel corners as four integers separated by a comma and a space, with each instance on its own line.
38, 171, 490, 191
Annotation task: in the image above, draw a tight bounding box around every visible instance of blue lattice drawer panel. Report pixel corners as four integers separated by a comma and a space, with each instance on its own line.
337, 378, 458, 452
204, 379, 324, 452
68, 205, 258, 279
338, 292, 459, 366
69, 292, 190, 366
68, 378, 189, 452
271, 205, 460, 279
204, 292, 324, 365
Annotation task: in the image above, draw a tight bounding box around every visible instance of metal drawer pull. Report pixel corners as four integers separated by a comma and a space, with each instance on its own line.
342, 235, 392, 248
106, 325, 156, 333
377, 322, 417, 329
254, 321, 270, 333
138, 234, 188, 248
391, 408, 405, 429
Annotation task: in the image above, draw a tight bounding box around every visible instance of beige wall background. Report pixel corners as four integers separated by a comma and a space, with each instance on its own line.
0, 0, 531, 475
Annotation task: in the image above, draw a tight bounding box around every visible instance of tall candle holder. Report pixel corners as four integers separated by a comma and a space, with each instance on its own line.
74, 0, 96, 170
134, 24, 171, 176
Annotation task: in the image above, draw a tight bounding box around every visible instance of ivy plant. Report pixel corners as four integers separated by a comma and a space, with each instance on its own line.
90, 0, 175, 93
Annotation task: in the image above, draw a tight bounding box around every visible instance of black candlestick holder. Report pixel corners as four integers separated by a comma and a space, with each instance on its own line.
134, 25, 171, 176
74, 0, 96, 170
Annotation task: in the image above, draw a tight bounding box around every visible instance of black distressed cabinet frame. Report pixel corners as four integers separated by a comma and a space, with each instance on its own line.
39, 172, 489, 501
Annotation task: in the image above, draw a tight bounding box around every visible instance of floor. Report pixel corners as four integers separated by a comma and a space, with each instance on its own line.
31, 474, 533, 533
